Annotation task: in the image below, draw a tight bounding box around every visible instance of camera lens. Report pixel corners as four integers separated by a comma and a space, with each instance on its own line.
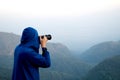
45, 34, 52, 40
41, 34, 52, 40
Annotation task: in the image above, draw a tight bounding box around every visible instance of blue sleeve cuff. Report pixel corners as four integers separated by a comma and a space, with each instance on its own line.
42, 48, 47, 52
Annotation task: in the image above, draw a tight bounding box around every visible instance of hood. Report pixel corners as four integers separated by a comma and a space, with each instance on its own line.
21, 27, 40, 52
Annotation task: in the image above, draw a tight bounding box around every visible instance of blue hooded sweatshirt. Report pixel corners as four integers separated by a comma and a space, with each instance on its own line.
12, 27, 51, 80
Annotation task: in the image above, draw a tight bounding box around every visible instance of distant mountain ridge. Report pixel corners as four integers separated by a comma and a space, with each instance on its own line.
0, 32, 20, 55
1, 32, 120, 80
83, 55, 120, 80
0, 32, 91, 80
80, 41, 120, 65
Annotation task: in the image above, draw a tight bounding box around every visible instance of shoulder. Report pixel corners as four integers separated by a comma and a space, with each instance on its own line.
16, 45, 35, 57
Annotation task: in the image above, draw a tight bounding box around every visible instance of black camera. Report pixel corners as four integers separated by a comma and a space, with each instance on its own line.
41, 34, 52, 40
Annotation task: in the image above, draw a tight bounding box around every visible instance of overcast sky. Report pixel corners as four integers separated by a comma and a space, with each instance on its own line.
0, 0, 120, 52
0, 0, 120, 16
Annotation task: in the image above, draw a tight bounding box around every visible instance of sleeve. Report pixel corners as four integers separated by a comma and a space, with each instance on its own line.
26, 48, 51, 68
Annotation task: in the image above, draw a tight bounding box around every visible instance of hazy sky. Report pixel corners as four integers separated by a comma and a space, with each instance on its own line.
0, 0, 120, 16
0, 0, 120, 52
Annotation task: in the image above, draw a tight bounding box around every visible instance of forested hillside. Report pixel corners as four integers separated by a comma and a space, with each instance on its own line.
83, 55, 120, 80
80, 41, 120, 65
0, 32, 91, 80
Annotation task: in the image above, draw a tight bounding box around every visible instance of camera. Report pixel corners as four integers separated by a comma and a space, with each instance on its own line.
41, 34, 52, 40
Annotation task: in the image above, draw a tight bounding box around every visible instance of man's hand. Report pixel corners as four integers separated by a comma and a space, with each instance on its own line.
40, 36, 48, 48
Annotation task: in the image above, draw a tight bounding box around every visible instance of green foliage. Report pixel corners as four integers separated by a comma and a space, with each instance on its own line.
83, 55, 120, 80
0, 67, 12, 80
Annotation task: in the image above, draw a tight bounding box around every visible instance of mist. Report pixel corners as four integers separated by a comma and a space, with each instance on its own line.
0, 8, 120, 52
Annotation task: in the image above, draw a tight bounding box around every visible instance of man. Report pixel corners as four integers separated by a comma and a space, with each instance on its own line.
12, 27, 51, 80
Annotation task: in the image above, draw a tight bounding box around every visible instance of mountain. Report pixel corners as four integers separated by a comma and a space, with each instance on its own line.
0, 32, 20, 55
80, 41, 120, 65
83, 55, 120, 80
0, 32, 91, 80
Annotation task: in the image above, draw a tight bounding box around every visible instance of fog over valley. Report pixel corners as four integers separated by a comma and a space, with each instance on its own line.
0, 7, 120, 52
